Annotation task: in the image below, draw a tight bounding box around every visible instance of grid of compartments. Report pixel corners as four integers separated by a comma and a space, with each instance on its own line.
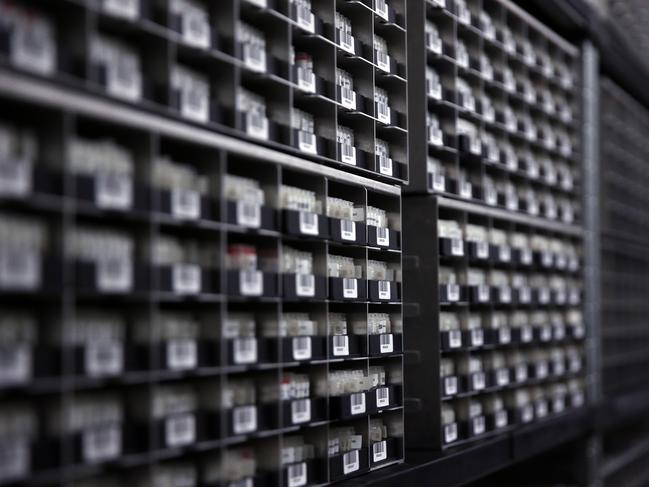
403, 197, 586, 450
0, 86, 405, 485
599, 78, 649, 399
0, 0, 408, 184
407, 0, 580, 226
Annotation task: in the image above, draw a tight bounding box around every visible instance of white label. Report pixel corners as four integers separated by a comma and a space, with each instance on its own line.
377, 102, 391, 124
554, 360, 565, 376
96, 256, 132, 293
555, 289, 567, 304
172, 189, 200, 220
0, 345, 30, 385
295, 273, 315, 297
447, 284, 460, 302
342, 278, 358, 299
297, 67, 316, 93
518, 287, 531, 304
343, 450, 360, 474
429, 126, 443, 146
179, 7, 210, 48
428, 79, 442, 99
376, 50, 391, 73
106, 52, 141, 101
376, 386, 390, 408
495, 410, 508, 428
233, 405, 257, 435
460, 181, 472, 199
234, 337, 258, 364
246, 112, 269, 141
165, 413, 195, 447
298, 130, 317, 154
520, 248, 533, 265
180, 77, 209, 122
240, 269, 263, 296
292, 336, 312, 360
554, 324, 566, 341
522, 405, 534, 423
379, 156, 393, 176
338, 30, 355, 54
243, 42, 266, 72
376, 227, 390, 247
497, 368, 509, 386
448, 330, 462, 348
379, 334, 394, 353
103, 0, 139, 19
173, 264, 201, 294
472, 416, 485, 435
167, 339, 198, 370
372, 440, 387, 463
536, 361, 548, 379
427, 33, 442, 54
472, 372, 486, 390
299, 211, 319, 235
540, 325, 552, 342
516, 364, 528, 382
340, 220, 356, 241
375, 0, 389, 20
82, 424, 121, 463
521, 325, 533, 343
96, 172, 132, 210
477, 284, 490, 303
333, 335, 349, 356
11, 13, 56, 75
538, 288, 551, 304
499, 245, 511, 262
350, 392, 366, 415
541, 251, 553, 267
450, 238, 464, 256
236, 201, 261, 228
470, 328, 484, 347
444, 376, 458, 395
340, 144, 357, 166
499, 327, 511, 344
0, 438, 29, 481
378, 280, 391, 300
341, 87, 357, 110
475, 241, 489, 259
554, 396, 566, 413
444, 423, 458, 443
0, 248, 39, 290
572, 392, 585, 408
432, 173, 445, 191
85, 341, 123, 377
0, 158, 31, 196
570, 357, 582, 373
499, 286, 511, 303
291, 399, 311, 424
295, 5, 315, 33
288, 462, 308, 487
536, 401, 548, 418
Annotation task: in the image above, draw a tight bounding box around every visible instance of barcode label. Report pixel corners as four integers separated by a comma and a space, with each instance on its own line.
288, 462, 307, 487
499, 245, 511, 262
343, 450, 359, 474
379, 334, 394, 353
180, 79, 208, 122
350, 392, 366, 415
495, 410, 508, 428
292, 336, 312, 360
444, 376, 458, 395
497, 368, 509, 386
165, 413, 195, 447
166, 339, 198, 370
376, 386, 390, 408
372, 440, 387, 463
11, 13, 56, 75
85, 341, 123, 377
233, 405, 257, 435
0, 345, 30, 385
82, 423, 121, 463
297, 67, 316, 93
340, 87, 357, 110
472, 416, 485, 435
96, 256, 132, 293
448, 330, 462, 348
377, 101, 391, 124
240, 269, 263, 296
447, 284, 460, 302
291, 399, 311, 424
378, 280, 391, 300
499, 286, 511, 303
376, 226, 390, 246
432, 172, 445, 191
444, 423, 458, 443
340, 219, 356, 241
171, 189, 200, 220
516, 364, 528, 382
499, 327, 511, 344
521, 325, 533, 343
376, 50, 390, 72
96, 172, 132, 210
338, 30, 355, 54
173, 264, 201, 294
340, 143, 356, 165
243, 42, 266, 72
0, 158, 31, 196
234, 337, 257, 364
295, 273, 315, 297
103, 0, 138, 19
472, 372, 486, 390
107, 54, 141, 101
298, 130, 317, 154
477, 284, 490, 303
0, 437, 29, 481
246, 112, 269, 140
332, 335, 349, 356
299, 211, 319, 235
295, 5, 315, 32
475, 241, 489, 259
0, 248, 40, 290
342, 278, 358, 299
374, 0, 389, 20
180, 8, 210, 48
470, 328, 483, 346
522, 405, 534, 423
449, 238, 464, 256
237, 201, 261, 228
378, 155, 393, 176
